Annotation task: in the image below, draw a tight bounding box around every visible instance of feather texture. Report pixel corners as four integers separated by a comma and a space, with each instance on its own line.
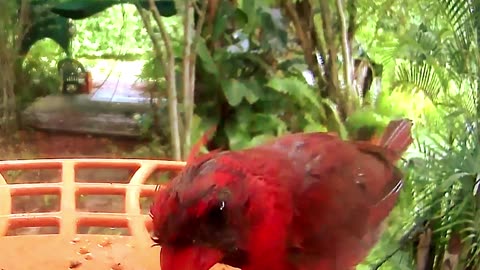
151, 119, 413, 270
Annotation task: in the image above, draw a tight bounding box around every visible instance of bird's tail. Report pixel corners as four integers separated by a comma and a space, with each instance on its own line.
186, 125, 217, 163
378, 119, 413, 161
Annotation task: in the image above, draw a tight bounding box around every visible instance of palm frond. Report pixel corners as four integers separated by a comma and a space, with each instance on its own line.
413, 25, 446, 61
440, 0, 474, 50
395, 62, 445, 101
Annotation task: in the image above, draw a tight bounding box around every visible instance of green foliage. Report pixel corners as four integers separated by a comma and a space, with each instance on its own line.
128, 135, 169, 158
0, 0, 44, 133
17, 39, 65, 108
353, 0, 480, 268
177, 0, 418, 152
193, 2, 330, 149
71, 4, 181, 59
221, 78, 259, 106
265, 75, 336, 134
223, 107, 287, 150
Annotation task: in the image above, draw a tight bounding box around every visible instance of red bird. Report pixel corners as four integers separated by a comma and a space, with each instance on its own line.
150, 119, 413, 270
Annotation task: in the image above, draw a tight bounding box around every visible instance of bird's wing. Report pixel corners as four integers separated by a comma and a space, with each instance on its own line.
260, 133, 402, 270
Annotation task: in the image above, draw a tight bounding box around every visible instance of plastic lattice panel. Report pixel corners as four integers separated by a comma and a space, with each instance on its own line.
0, 159, 185, 238
0, 159, 236, 270
0, 158, 185, 270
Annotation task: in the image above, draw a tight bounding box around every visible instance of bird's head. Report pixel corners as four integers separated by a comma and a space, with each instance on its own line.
150, 152, 252, 270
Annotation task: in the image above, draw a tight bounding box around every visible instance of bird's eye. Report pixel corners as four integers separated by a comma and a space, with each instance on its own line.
205, 200, 227, 229
220, 200, 226, 211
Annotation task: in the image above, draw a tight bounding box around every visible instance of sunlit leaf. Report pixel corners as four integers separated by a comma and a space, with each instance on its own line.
196, 37, 219, 77
221, 79, 250, 106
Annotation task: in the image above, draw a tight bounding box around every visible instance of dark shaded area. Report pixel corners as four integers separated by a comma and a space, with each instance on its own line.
21, 1, 72, 55
51, 0, 177, 20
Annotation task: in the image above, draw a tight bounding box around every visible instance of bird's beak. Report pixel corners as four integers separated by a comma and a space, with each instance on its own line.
160, 245, 223, 270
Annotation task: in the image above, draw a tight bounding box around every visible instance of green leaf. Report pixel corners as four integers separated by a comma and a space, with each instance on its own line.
196, 37, 219, 77
244, 89, 259, 104
225, 120, 250, 150
303, 123, 327, 133
266, 76, 322, 111
189, 114, 218, 155
240, 0, 257, 34
322, 99, 348, 139
304, 114, 328, 132
267, 77, 308, 94
222, 79, 249, 106
248, 134, 275, 147
250, 113, 287, 135
345, 109, 388, 134
395, 62, 444, 100
243, 79, 262, 104
259, 7, 288, 51
233, 8, 249, 28
212, 1, 234, 40
440, 172, 471, 191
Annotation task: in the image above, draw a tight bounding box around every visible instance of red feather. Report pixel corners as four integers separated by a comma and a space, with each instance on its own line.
151, 119, 413, 270
186, 125, 217, 163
